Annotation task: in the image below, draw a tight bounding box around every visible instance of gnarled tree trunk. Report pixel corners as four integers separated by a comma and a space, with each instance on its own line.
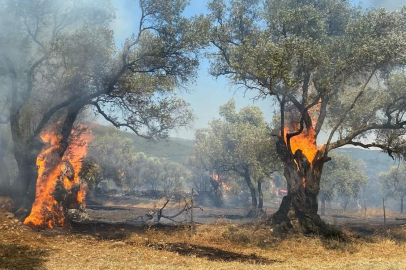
270, 149, 327, 233
244, 172, 257, 209
258, 180, 263, 209
0, 156, 10, 194
320, 197, 326, 216
11, 146, 41, 212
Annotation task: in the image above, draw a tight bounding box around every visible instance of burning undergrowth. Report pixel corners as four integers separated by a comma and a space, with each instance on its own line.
24, 126, 93, 229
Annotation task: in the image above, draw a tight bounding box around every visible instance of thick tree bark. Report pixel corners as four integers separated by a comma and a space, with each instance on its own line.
258, 180, 263, 209
0, 157, 10, 194
244, 171, 257, 209
11, 147, 41, 210
270, 149, 327, 233
320, 197, 326, 216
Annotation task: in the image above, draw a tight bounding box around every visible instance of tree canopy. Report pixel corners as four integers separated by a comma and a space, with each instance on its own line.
380, 164, 406, 213
319, 153, 367, 214
206, 0, 406, 232
190, 99, 281, 209
0, 0, 209, 206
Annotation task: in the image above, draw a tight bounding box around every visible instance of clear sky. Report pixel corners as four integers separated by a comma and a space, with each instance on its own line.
109, 0, 405, 140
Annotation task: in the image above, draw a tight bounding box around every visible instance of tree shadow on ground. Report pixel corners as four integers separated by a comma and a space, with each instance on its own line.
152, 243, 282, 265
320, 223, 406, 253
0, 244, 49, 270
70, 221, 182, 240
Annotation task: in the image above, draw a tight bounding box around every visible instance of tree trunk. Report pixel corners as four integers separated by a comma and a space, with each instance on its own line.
258, 180, 263, 209
343, 197, 349, 213
11, 148, 41, 210
244, 172, 257, 209
401, 196, 404, 213
270, 149, 327, 233
13, 107, 80, 218
0, 156, 10, 194
321, 197, 326, 216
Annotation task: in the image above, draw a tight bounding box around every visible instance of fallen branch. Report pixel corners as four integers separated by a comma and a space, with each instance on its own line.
156, 199, 203, 224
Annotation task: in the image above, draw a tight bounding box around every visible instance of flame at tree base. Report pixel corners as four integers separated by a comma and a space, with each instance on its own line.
24, 127, 93, 229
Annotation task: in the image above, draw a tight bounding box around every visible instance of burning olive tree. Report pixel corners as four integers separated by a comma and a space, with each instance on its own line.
0, 0, 208, 226
380, 164, 406, 213
207, 0, 406, 232
319, 153, 367, 215
190, 99, 281, 210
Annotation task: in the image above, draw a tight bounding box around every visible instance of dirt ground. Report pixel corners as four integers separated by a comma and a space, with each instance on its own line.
84, 194, 406, 228
2, 196, 406, 270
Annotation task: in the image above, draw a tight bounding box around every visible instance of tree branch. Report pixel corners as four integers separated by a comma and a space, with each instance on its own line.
346, 141, 395, 159
90, 102, 152, 140
325, 69, 376, 153
328, 121, 406, 151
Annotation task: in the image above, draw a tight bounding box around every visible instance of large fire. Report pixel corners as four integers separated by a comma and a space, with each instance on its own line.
283, 99, 324, 187
284, 99, 323, 165
24, 127, 93, 229
284, 125, 319, 164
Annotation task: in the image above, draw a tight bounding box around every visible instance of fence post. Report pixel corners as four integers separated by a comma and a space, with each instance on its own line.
190, 188, 194, 237
383, 197, 387, 235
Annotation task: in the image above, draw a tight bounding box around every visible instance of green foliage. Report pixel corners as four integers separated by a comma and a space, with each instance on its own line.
190, 100, 281, 208
320, 153, 368, 202
82, 125, 190, 195
207, 0, 406, 159
380, 164, 406, 200
81, 125, 137, 189
191, 99, 280, 179
0, 0, 208, 198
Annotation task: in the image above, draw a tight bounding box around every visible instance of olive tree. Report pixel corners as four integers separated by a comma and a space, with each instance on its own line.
190, 100, 281, 210
81, 125, 138, 190
207, 0, 406, 232
380, 164, 406, 213
319, 153, 367, 215
0, 0, 208, 211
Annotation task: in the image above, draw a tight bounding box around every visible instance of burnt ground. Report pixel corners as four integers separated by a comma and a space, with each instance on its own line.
2, 195, 406, 269
82, 193, 406, 231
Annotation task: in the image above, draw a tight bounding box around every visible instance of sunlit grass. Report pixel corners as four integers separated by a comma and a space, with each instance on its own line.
2, 207, 406, 270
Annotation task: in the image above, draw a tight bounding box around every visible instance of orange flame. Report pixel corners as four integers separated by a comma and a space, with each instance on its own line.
24, 127, 93, 229
223, 183, 232, 191
284, 126, 319, 164
210, 173, 231, 190
283, 99, 324, 187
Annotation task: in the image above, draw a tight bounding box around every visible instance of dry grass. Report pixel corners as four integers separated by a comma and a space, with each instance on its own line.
1, 208, 406, 270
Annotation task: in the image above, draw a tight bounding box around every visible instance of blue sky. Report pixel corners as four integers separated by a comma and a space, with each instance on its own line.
110, 0, 405, 140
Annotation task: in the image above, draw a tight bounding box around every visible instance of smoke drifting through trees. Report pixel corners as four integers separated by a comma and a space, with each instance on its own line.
0, 0, 406, 235
0, 0, 208, 227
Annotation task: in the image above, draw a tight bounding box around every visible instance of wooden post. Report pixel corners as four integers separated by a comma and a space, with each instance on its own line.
383, 197, 387, 235
190, 188, 194, 237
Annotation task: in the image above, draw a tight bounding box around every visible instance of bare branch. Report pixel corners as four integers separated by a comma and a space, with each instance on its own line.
328, 121, 406, 151
346, 141, 395, 159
